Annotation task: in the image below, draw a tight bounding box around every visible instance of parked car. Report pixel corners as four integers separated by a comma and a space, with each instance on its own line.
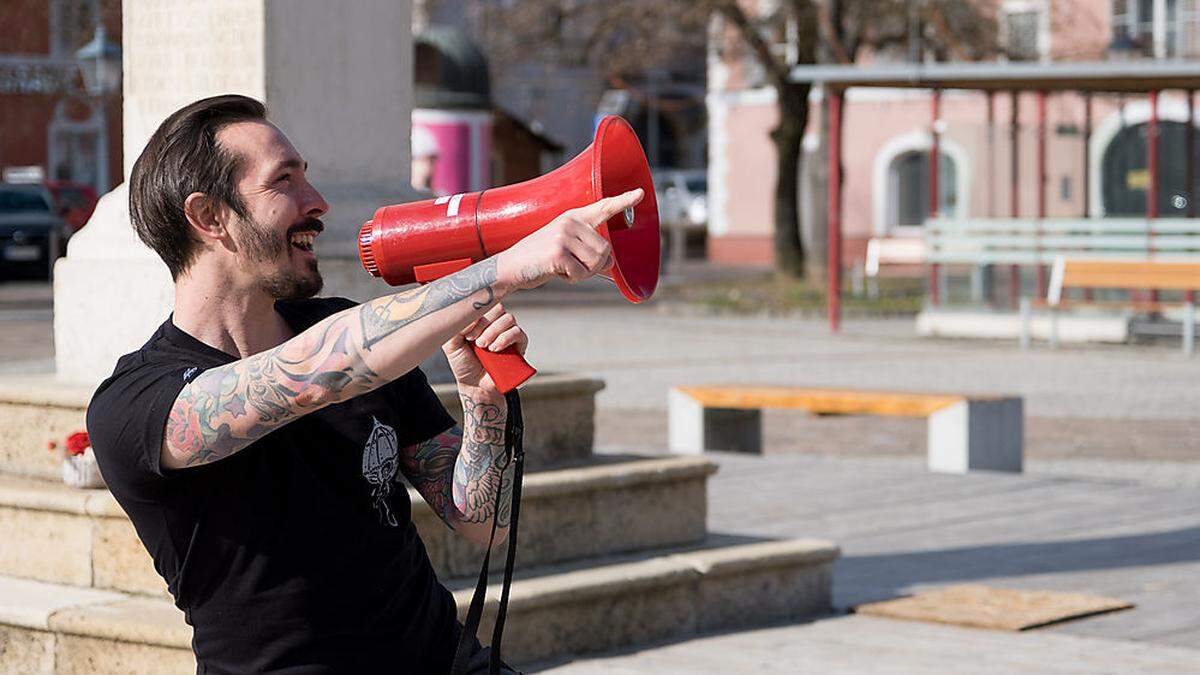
0, 183, 71, 279
44, 180, 98, 233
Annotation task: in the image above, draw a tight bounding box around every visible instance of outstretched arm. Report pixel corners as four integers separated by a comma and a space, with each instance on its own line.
164, 259, 505, 469
161, 187, 643, 472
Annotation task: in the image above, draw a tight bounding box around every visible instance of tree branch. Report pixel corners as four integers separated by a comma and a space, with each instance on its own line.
714, 1, 791, 92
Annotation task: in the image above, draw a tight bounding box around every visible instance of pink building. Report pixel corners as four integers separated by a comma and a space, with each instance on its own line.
708, 0, 1200, 269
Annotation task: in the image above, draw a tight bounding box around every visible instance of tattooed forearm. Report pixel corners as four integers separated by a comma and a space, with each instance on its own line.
359, 258, 498, 350
164, 317, 379, 468
164, 257, 505, 471
453, 393, 511, 526
401, 392, 512, 533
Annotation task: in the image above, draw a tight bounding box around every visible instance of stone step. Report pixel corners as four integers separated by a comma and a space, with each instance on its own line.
0, 372, 603, 480
0, 455, 715, 595
0, 538, 838, 671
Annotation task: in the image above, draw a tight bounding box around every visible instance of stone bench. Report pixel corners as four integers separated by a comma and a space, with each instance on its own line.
669, 386, 1023, 474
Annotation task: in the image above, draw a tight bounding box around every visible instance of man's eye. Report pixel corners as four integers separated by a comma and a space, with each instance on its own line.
275, 174, 291, 183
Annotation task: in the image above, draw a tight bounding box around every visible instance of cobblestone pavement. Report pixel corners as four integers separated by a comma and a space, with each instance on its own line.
538, 614, 1200, 674
533, 451, 1200, 673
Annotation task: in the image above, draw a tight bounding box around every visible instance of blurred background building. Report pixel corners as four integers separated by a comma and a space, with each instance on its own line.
710, 0, 1200, 271
0, 0, 121, 195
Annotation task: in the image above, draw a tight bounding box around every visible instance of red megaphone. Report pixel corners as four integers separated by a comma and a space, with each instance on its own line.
358, 115, 660, 393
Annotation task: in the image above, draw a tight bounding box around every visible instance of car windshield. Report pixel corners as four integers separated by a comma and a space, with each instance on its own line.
0, 188, 51, 212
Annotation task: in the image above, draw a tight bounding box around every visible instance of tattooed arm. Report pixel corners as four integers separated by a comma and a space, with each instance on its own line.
400, 389, 513, 547
163, 259, 508, 469
161, 188, 641, 471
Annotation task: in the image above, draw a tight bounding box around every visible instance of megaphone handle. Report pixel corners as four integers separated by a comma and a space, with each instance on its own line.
472, 343, 537, 394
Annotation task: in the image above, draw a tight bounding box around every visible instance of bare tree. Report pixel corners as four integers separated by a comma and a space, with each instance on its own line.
445, 0, 1005, 280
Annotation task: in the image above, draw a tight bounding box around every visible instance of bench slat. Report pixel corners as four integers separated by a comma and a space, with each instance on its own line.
1060, 260, 1200, 291
675, 386, 963, 418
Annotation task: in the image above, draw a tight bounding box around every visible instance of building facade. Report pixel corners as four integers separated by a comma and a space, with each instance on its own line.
708, 0, 1200, 268
0, 0, 121, 193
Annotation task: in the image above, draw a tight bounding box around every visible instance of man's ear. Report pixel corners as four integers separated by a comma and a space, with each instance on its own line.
183, 192, 228, 243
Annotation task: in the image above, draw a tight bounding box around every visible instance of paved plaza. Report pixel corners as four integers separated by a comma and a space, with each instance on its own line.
4, 276, 1200, 672
512, 282, 1200, 671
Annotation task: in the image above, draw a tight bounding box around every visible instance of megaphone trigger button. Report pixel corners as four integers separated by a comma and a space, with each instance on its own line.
623, 207, 635, 227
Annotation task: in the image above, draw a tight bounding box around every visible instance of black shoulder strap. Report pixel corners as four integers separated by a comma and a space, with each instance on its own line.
450, 389, 524, 675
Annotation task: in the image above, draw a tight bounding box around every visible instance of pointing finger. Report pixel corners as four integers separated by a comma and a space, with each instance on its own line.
579, 188, 644, 228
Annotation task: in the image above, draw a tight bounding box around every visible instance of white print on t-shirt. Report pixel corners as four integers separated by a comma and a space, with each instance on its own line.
362, 417, 400, 526
182, 366, 199, 382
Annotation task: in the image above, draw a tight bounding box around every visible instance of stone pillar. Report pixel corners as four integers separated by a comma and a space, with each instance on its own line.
54, 0, 419, 384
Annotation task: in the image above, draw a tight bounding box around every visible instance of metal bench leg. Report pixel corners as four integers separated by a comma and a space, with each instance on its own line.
927, 398, 1024, 474
1019, 298, 1031, 350
1184, 301, 1196, 357
669, 389, 763, 454
970, 265, 984, 303
1050, 306, 1060, 349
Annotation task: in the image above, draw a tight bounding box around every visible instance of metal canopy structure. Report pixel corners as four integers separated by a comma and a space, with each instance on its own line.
788, 60, 1200, 93
792, 60, 1200, 332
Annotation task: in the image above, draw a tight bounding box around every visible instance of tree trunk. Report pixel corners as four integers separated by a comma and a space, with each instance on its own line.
807, 89, 830, 288
770, 83, 811, 278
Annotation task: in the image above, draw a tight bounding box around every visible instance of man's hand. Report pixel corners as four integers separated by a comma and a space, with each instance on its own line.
443, 303, 528, 392
496, 188, 644, 292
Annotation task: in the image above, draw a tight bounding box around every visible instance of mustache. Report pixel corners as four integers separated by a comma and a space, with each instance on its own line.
287, 218, 325, 236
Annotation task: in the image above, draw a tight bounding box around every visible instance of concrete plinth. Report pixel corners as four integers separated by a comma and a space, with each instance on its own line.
917, 308, 1128, 343
927, 397, 1024, 474
668, 389, 762, 454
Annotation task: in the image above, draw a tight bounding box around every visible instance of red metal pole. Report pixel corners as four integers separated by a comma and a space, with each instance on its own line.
1188, 90, 1196, 219
1083, 93, 1092, 219
1149, 90, 1160, 303
986, 92, 995, 217
1149, 91, 1160, 223
827, 87, 844, 333
1083, 93, 1094, 302
986, 91, 996, 304
1009, 90, 1021, 308
929, 89, 942, 306
1189, 91, 1196, 306
1036, 90, 1048, 297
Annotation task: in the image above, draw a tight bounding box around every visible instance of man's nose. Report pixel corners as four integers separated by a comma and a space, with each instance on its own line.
304, 180, 329, 218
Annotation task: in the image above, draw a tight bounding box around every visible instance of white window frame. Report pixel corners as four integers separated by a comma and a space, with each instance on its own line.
1000, 0, 1051, 63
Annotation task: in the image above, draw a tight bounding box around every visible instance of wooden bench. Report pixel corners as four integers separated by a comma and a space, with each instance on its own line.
1019, 257, 1200, 354
668, 386, 1023, 474
925, 217, 1200, 307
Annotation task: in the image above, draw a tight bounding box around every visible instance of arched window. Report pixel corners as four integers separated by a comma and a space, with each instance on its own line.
889, 150, 958, 229
1102, 120, 1198, 216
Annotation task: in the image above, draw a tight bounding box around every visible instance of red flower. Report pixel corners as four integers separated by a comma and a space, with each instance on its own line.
65, 431, 90, 457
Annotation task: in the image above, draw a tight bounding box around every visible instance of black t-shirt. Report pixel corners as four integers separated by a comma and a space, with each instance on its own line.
87, 297, 462, 674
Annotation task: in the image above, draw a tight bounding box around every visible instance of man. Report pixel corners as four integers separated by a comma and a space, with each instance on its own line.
86, 94, 641, 673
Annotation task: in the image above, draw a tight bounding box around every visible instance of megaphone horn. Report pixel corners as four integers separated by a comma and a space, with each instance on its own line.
358, 115, 660, 392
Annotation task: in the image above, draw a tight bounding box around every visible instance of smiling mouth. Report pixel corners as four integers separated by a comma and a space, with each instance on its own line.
289, 231, 317, 252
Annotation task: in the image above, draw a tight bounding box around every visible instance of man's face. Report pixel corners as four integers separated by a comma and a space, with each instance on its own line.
217, 121, 329, 300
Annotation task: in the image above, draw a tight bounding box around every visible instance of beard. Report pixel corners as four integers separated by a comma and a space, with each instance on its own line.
234, 214, 324, 301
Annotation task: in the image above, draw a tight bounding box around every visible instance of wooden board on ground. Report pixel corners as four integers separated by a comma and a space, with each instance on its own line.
853, 584, 1134, 631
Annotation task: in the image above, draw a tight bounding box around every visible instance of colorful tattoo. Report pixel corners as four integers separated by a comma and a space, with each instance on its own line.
164, 258, 500, 469
401, 391, 512, 531
359, 258, 498, 350
167, 319, 379, 467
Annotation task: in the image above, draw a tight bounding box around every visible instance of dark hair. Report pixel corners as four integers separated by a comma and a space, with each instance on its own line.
129, 94, 267, 279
